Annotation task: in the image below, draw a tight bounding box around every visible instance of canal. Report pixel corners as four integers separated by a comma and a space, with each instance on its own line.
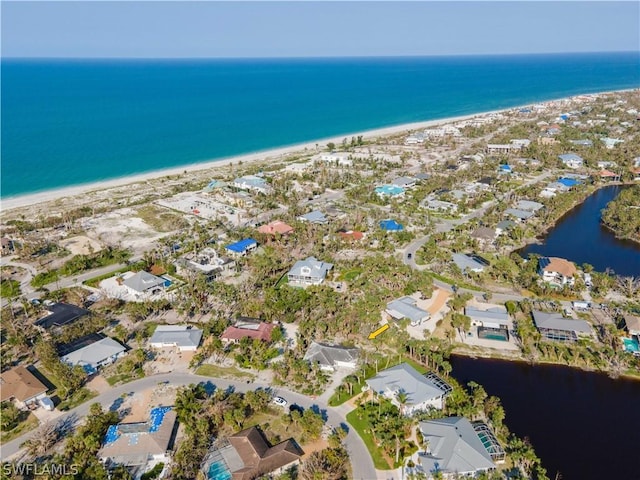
518, 185, 640, 276
451, 355, 640, 480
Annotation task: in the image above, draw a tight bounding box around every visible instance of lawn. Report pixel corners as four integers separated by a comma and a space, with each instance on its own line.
0, 412, 38, 444
340, 268, 362, 282
106, 368, 145, 386
346, 409, 391, 470
57, 388, 97, 411
195, 364, 255, 381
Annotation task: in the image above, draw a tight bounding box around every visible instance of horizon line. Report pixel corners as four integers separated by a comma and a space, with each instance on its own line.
2, 50, 639, 61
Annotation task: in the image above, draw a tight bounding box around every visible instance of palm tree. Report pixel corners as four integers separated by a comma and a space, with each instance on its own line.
396, 391, 409, 416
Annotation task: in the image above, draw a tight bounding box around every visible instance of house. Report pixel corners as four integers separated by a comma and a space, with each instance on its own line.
495, 220, 516, 235
386, 296, 430, 326
532, 310, 593, 342
559, 153, 584, 169
1, 237, 15, 255
379, 219, 404, 232
303, 342, 359, 371
35, 302, 90, 330
59, 333, 127, 374
424, 199, 458, 213
557, 177, 581, 188
415, 417, 499, 478
149, 325, 203, 352
123, 271, 167, 297
599, 170, 620, 181
176, 248, 236, 280
319, 153, 352, 167
498, 164, 512, 174
504, 208, 534, 221
225, 238, 258, 257
221, 318, 275, 344
375, 185, 405, 198
99, 406, 176, 469
464, 306, 509, 329
471, 227, 496, 245
465, 306, 511, 341
258, 220, 294, 236
287, 256, 333, 287
405, 133, 425, 145
601, 137, 623, 149
623, 314, 640, 336
233, 175, 272, 194
515, 200, 544, 212
338, 230, 364, 241
297, 210, 328, 224
391, 177, 417, 189
0, 366, 48, 409
569, 139, 593, 147
452, 254, 488, 273
219, 426, 304, 480
538, 257, 576, 286
365, 363, 450, 415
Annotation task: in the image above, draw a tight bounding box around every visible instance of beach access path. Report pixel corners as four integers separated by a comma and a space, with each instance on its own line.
1, 372, 378, 480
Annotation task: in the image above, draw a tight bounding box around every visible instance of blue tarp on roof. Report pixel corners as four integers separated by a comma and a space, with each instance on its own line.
225, 238, 257, 253
380, 219, 404, 231
557, 177, 580, 187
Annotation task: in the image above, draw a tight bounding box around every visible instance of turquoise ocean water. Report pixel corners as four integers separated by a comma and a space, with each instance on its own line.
2, 52, 639, 198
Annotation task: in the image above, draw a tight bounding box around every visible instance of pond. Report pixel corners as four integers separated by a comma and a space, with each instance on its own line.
451, 355, 640, 479
518, 185, 640, 276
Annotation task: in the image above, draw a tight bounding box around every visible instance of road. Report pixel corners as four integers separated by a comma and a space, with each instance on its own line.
0, 373, 377, 480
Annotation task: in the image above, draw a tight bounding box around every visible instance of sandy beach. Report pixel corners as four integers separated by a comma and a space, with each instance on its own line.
0, 89, 616, 213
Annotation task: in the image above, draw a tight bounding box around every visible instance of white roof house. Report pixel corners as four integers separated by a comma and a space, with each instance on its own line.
558, 153, 584, 169
416, 417, 497, 477
297, 210, 328, 224
233, 175, 272, 194
60, 335, 126, 371
464, 306, 510, 330
386, 296, 430, 326
287, 257, 333, 287
365, 363, 449, 415
452, 254, 488, 273
149, 325, 203, 352
123, 271, 166, 296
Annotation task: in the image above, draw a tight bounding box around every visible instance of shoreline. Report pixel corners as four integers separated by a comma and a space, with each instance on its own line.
2, 87, 636, 212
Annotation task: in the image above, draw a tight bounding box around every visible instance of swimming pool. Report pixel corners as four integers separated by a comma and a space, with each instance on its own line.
161, 276, 173, 287
207, 461, 231, 480
623, 337, 639, 354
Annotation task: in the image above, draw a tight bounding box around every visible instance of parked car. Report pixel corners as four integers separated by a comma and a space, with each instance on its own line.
272, 396, 288, 407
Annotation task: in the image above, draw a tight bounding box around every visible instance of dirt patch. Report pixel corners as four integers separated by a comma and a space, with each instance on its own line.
85, 375, 111, 394
427, 288, 450, 315
59, 235, 104, 256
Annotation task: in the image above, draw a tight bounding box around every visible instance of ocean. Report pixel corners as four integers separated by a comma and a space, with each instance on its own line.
2, 52, 639, 198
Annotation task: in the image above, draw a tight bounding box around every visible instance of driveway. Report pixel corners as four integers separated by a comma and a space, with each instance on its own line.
1, 373, 376, 480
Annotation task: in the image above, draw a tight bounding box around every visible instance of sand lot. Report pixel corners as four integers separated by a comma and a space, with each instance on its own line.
81, 208, 173, 254
60, 235, 104, 255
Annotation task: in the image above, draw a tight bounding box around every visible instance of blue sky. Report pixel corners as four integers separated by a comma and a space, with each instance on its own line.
2, 1, 639, 58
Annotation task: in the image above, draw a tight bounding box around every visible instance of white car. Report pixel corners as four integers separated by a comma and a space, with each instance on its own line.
272, 396, 288, 407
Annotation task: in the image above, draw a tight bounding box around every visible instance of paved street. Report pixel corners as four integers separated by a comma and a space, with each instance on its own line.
0, 373, 377, 480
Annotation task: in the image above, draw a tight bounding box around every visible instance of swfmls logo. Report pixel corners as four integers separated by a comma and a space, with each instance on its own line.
2, 463, 79, 476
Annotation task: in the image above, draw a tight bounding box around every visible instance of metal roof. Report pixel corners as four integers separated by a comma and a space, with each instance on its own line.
386, 297, 430, 323
61, 336, 126, 369
366, 363, 447, 406
123, 271, 165, 293
532, 311, 592, 333
418, 417, 495, 475
149, 325, 203, 348
225, 238, 258, 253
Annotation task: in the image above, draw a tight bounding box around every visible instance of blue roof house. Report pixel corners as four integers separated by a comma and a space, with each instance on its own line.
499, 164, 512, 174
225, 238, 258, 257
557, 177, 581, 188
380, 219, 404, 232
